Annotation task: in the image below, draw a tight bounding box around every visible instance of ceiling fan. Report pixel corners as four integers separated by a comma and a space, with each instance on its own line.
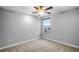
32, 6, 53, 15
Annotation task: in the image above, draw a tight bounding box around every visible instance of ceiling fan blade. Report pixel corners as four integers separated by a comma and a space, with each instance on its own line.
34, 7, 39, 10
45, 6, 53, 10
45, 12, 51, 14
32, 12, 37, 13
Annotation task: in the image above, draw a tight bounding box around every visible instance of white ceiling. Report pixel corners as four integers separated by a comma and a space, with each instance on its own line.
0, 6, 78, 17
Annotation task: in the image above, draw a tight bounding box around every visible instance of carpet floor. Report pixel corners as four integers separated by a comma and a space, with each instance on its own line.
0, 39, 79, 52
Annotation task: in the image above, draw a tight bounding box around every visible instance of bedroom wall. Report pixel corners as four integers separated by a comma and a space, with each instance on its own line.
0, 8, 41, 48
42, 9, 79, 48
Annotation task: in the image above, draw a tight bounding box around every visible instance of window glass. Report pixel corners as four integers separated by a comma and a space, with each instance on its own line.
43, 19, 50, 27
43, 18, 50, 32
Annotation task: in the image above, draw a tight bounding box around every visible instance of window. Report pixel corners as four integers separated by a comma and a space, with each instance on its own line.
43, 18, 51, 32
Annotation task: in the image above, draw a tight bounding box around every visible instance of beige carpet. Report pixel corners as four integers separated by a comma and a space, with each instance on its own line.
0, 39, 79, 52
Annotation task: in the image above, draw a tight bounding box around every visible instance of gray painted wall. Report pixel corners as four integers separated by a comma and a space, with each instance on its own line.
0, 8, 41, 47
42, 9, 79, 47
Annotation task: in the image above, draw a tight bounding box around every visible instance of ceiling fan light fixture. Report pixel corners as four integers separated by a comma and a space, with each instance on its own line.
38, 11, 44, 15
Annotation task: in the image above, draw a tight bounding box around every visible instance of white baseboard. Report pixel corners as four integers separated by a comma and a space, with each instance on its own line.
42, 37, 79, 49
0, 37, 39, 50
